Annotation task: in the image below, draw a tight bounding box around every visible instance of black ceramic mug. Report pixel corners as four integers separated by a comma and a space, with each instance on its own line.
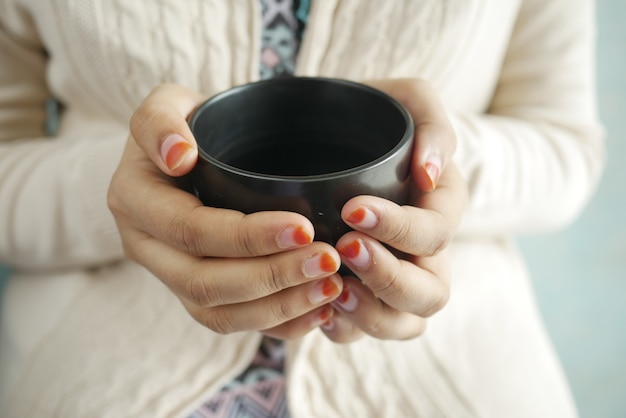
188, 77, 414, 245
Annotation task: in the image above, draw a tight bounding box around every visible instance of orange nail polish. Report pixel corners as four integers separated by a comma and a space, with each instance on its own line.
322, 276, 340, 297
320, 252, 338, 273
318, 306, 333, 322
278, 225, 313, 248
423, 161, 440, 191
293, 226, 312, 246
336, 287, 351, 305
309, 276, 341, 304
334, 286, 358, 312
345, 207, 378, 229
304, 252, 339, 277
339, 240, 361, 259
318, 306, 335, 330
338, 239, 370, 269
162, 135, 193, 170
346, 207, 367, 224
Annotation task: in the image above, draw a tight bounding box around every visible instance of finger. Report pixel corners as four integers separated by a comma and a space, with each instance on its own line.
341, 163, 467, 257
262, 305, 336, 340
125, 229, 340, 308
336, 233, 451, 317
342, 195, 449, 256
329, 277, 428, 340
319, 309, 365, 344
364, 79, 457, 191
130, 83, 207, 176
183, 274, 343, 334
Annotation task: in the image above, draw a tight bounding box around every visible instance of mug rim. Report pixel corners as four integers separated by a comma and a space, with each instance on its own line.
188, 77, 414, 183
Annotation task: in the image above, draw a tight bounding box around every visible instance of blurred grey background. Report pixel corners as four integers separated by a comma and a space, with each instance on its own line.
0, 0, 624, 416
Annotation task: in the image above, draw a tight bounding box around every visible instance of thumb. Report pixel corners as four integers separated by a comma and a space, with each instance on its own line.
130, 83, 207, 177
363, 79, 457, 192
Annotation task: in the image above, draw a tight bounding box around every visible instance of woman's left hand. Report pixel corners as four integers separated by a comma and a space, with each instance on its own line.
321, 79, 468, 342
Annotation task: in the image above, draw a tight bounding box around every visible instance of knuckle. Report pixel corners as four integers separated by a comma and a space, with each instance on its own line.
369, 269, 402, 301
260, 260, 290, 293
424, 232, 450, 257
386, 220, 413, 248
169, 212, 205, 256
130, 101, 162, 138
185, 275, 221, 308
234, 222, 263, 257
269, 300, 297, 324
421, 214, 454, 257
128, 108, 144, 136
201, 308, 236, 335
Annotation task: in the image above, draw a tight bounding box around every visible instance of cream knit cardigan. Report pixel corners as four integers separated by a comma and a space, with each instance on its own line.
0, 0, 603, 417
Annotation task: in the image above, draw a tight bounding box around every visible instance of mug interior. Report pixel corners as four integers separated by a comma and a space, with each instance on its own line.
190, 78, 411, 178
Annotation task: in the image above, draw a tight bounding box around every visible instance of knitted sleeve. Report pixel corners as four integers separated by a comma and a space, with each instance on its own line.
452, 0, 605, 236
0, 7, 125, 271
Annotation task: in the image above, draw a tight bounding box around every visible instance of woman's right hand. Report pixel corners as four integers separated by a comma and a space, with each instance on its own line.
107, 84, 343, 339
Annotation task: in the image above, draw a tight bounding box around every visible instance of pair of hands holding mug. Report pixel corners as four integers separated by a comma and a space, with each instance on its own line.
108, 79, 468, 343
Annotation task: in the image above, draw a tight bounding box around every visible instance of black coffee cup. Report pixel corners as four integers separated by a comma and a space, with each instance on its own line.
189, 77, 414, 245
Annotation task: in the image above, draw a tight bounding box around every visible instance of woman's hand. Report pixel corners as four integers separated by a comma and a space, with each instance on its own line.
321, 79, 468, 343
107, 84, 344, 339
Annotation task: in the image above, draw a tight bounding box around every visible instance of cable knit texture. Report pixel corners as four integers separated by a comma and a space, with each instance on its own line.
0, 0, 602, 417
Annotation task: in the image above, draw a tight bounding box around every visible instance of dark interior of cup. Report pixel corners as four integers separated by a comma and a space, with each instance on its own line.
191, 78, 409, 177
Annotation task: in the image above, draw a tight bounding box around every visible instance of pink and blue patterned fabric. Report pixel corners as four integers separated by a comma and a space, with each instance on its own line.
260, 0, 309, 79
188, 338, 289, 418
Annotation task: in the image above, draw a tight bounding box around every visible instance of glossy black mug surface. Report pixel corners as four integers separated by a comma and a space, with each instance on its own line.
189, 77, 414, 245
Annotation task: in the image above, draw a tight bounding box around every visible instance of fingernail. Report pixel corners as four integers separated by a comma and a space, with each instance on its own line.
278, 225, 312, 248
338, 239, 370, 269
423, 155, 442, 191
309, 276, 342, 304
333, 286, 358, 312
161, 134, 193, 170
304, 252, 339, 278
345, 207, 378, 229
321, 318, 335, 331
314, 306, 334, 328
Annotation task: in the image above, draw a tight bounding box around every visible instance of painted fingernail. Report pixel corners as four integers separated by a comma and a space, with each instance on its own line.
345, 207, 378, 229
309, 276, 342, 304
304, 252, 339, 277
338, 239, 370, 269
333, 286, 358, 312
321, 318, 335, 331
314, 306, 334, 328
161, 134, 193, 170
423, 155, 442, 191
278, 225, 312, 248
